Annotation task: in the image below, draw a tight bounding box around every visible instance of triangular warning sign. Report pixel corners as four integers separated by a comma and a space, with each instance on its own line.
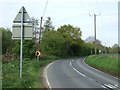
13, 6, 32, 23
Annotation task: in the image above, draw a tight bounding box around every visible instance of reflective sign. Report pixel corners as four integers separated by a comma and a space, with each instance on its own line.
35, 51, 42, 56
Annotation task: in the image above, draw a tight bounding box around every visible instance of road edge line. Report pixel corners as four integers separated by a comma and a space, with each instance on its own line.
44, 60, 59, 89
83, 58, 119, 80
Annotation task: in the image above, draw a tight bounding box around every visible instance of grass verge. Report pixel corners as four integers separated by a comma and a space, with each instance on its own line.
2, 56, 60, 88
86, 54, 119, 78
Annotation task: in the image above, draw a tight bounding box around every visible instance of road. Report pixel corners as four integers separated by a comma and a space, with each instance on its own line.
45, 57, 119, 89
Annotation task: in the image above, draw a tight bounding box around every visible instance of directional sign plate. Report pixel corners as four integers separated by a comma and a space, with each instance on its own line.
12, 24, 33, 40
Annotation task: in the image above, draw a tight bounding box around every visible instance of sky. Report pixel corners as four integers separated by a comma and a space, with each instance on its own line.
0, 0, 119, 47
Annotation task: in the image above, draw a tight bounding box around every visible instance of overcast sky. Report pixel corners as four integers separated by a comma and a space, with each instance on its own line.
0, 0, 119, 47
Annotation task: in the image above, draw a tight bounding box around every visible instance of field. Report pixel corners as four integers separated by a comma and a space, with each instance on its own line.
86, 53, 119, 78
2, 56, 59, 88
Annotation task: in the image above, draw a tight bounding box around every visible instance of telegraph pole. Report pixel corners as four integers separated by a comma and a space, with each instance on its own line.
39, 17, 43, 43
90, 13, 100, 56
37, 17, 43, 60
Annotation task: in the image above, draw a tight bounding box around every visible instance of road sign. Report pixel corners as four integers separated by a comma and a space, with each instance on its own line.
13, 6, 32, 23
35, 51, 42, 56
12, 6, 33, 40
12, 6, 33, 78
12, 24, 33, 39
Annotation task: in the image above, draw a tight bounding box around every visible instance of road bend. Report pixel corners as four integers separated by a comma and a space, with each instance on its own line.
46, 57, 119, 89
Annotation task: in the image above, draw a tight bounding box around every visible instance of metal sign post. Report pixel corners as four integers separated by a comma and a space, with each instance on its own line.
20, 7, 23, 78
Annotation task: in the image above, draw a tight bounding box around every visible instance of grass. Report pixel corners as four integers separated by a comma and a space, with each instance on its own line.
86, 53, 119, 78
2, 56, 60, 88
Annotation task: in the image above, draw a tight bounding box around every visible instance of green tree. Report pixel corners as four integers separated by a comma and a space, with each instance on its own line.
57, 24, 85, 56
41, 30, 68, 57
57, 24, 82, 40
12, 40, 35, 59
85, 36, 95, 55
1, 28, 13, 54
84, 42, 95, 55
85, 36, 95, 43
112, 44, 119, 53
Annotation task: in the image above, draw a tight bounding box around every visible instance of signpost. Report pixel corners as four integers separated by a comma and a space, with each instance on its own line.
118, 1, 120, 47
12, 6, 33, 78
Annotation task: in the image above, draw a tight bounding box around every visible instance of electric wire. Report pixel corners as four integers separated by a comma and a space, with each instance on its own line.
38, 0, 49, 44
94, 0, 101, 14
42, 0, 49, 18
79, 0, 101, 15
86, 0, 95, 14
78, 0, 91, 15
94, 0, 103, 42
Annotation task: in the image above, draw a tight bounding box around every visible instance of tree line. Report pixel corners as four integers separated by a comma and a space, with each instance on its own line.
1, 18, 120, 60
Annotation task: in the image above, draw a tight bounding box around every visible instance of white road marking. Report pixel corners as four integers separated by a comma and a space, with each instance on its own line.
83, 59, 119, 80
71, 59, 119, 89
83, 58, 119, 89
83, 59, 106, 73
115, 84, 118, 87
45, 63, 52, 89
70, 61, 86, 77
104, 84, 118, 88
45, 60, 59, 89
72, 67, 86, 77
101, 85, 107, 88
70, 61, 72, 66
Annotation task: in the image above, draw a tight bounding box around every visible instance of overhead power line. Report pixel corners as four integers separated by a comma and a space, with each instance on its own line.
94, 0, 101, 14
78, 0, 91, 15
78, 0, 101, 15
42, 0, 49, 18
86, 0, 95, 14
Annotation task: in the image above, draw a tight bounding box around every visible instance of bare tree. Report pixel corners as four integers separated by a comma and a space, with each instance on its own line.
85, 36, 95, 43
43, 17, 54, 33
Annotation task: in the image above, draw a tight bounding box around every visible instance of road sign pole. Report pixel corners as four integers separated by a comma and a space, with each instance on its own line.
12, 6, 33, 78
20, 7, 24, 78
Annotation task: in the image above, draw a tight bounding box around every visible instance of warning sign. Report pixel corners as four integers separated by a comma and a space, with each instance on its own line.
35, 51, 42, 56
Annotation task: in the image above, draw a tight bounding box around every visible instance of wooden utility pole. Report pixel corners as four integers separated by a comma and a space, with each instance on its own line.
90, 13, 100, 56
39, 17, 43, 44
37, 17, 43, 60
